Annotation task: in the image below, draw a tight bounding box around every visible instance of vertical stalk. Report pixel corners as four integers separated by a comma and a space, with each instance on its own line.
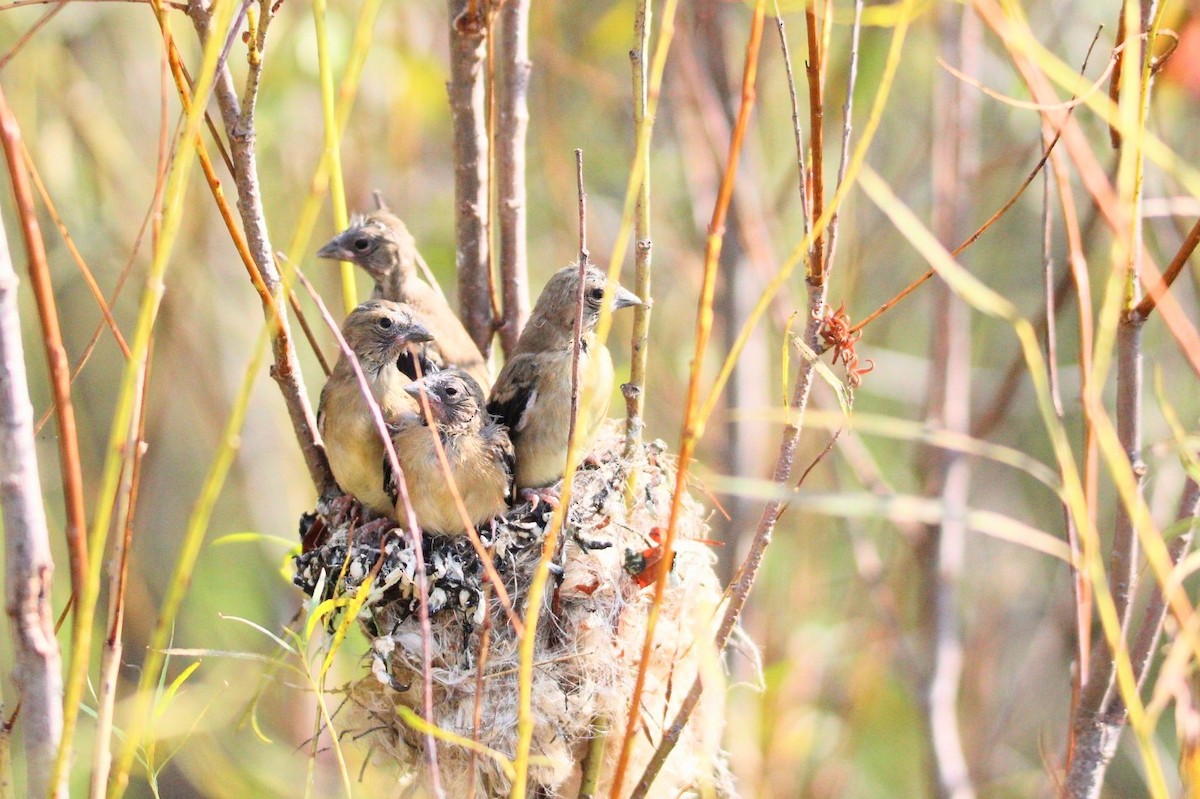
189, 0, 338, 498
1066, 2, 1159, 794
0, 192, 66, 799
803, 0, 825, 284
917, 6, 977, 798
623, 0, 652, 467
0, 82, 89, 617
496, 0, 530, 355
448, 0, 494, 356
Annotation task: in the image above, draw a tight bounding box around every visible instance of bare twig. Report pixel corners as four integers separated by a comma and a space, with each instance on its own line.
448, 0, 493, 356
0, 83, 90, 616
623, 0, 652, 465
0, 182, 66, 799
822, 0, 864, 271
916, 6, 977, 797
569, 150, 589, 459
1131, 214, 1200, 321
773, 6, 810, 242
496, 0, 531, 355
187, 0, 337, 497
613, 4, 767, 795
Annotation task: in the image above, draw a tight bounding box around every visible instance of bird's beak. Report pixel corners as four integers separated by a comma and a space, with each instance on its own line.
611, 285, 642, 311
316, 235, 349, 261
405, 381, 444, 424
402, 322, 435, 344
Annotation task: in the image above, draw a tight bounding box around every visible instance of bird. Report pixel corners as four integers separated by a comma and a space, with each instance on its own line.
318, 300, 436, 516
486, 263, 641, 504
317, 210, 491, 389
385, 369, 514, 535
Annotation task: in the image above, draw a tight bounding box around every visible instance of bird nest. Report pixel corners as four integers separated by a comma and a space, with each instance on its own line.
293, 422, 737, 798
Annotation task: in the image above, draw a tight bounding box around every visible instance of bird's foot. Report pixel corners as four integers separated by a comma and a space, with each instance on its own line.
354, 516, 398, 540
324, 493, 358, 527
520, 485, 562, 513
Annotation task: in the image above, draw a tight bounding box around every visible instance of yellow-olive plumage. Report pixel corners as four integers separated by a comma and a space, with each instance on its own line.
318, 211, 491, 389
487, 264, 641, 492
318, 300, 435, 515
386, 369, 513, 534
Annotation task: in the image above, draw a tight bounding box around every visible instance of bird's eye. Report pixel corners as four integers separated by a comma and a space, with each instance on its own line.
588, 287, 605, 302
445, 386, 459, 397
353, 238, 371, 251
377, 317, 394, 330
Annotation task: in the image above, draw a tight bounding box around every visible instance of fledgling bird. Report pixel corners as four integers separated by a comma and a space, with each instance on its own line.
487, 264, 641, 503
385, 369, 514, 535
319, 300, 436, 516
317, 211, 491, 389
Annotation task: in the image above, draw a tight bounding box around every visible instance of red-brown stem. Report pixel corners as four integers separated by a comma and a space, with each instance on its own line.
611, 4, 767, 795
1131, 214, 1200, 321
0, 178, 66, 799
803, 0, 825, 284
496, 0, 531, 354
448, 0, 494, 357
0, 83, 89, 614
18, 142, 130, 358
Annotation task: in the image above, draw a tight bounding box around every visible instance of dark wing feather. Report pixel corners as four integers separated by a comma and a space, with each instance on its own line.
484, 422, 516, 504
382, 452, 398, 508
485, 355, 538, 447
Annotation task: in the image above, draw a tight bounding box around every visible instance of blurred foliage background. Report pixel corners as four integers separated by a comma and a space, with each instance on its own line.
1, 0, 1199, 796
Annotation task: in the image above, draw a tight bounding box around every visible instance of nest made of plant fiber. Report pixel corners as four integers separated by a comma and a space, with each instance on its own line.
293, 421, 738, 798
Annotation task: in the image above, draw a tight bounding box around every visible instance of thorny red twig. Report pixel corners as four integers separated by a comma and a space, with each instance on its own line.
816, 301, 874, 389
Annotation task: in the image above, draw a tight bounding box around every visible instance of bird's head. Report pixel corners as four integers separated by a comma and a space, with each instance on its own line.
341, 300, 434, 369
403, 369, 485, 430
534, 263, 642, 334
317, 212, 415, 280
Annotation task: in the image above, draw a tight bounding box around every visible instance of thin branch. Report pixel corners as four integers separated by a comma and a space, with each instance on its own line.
1127, 479, 1200, 700
0, 82, 89, 625
773, 6, 811, 243
1131, 214, 1200, 320
849, 27, 1103, 338
917, 6, 977, 797
822, 0, 864, 271
448, 0, 493, 356
623, 0, 652, 465
613, 3, 767, 795
0, 172, 66, 799
496, 0, 531, 356
188, 0, 337, 497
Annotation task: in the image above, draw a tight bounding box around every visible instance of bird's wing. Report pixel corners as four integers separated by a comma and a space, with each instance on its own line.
486, 422, 516, 499
486, 354, 541, 444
